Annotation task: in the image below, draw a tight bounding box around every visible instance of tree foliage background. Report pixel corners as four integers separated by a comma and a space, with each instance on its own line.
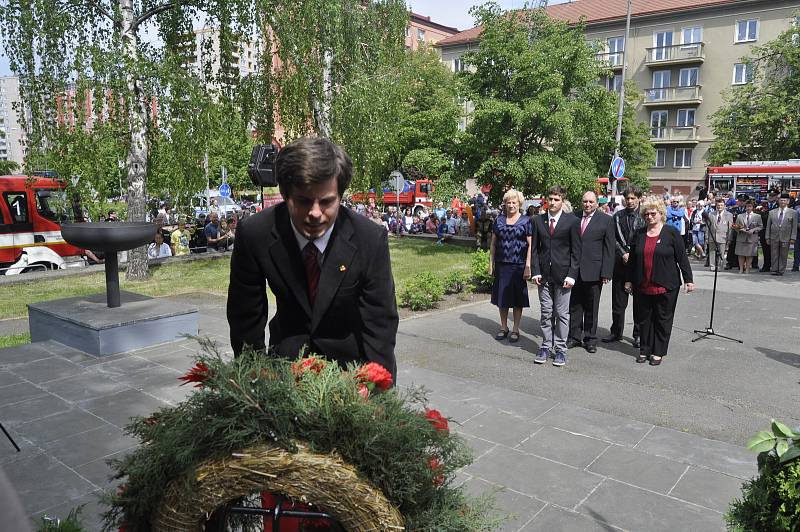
457, 3, 652, 203
707, 22, 800, 165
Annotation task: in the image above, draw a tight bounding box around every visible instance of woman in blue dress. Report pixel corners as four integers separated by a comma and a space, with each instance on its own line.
489, 189, 533, 342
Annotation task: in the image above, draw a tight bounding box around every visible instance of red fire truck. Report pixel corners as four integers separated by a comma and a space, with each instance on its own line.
706, 161, 800, 201
350, 179, 435, 217
0, 175, 85, 275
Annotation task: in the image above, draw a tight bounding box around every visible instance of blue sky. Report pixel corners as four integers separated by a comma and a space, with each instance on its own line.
0, 1, 571, 76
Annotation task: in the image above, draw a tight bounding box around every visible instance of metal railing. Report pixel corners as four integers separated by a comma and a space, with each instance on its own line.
646, 42, 705, 64
650, 126, 700, 142
644, 85, 702, 104
596, 51, 624, 68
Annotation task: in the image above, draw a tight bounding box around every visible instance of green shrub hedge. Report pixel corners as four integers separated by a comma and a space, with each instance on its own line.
470, 249, 493, 293
399, 272, 445, 310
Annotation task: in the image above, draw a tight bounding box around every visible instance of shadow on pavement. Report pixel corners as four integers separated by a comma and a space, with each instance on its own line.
755, 347, 800, 369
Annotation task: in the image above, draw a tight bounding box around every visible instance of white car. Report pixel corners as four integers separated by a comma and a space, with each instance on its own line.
209, 196, 241, 218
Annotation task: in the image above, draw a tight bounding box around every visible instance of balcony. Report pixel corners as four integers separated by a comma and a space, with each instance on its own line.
645, 43, 705, 67
650, 126, 700, 144
596, 52, 623, 71
643, 85, 702, 106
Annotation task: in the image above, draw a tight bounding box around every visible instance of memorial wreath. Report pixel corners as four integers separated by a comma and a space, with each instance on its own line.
102, 340, 498, 531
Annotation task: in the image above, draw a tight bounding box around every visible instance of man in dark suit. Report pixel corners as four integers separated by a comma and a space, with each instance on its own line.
568, 191, 615, 353
531, 185, 581, 367
227, 137, 399, 379
603, 186, 645, 348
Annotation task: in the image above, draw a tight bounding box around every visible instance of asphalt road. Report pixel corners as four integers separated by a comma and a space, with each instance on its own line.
396, 266, 800, 446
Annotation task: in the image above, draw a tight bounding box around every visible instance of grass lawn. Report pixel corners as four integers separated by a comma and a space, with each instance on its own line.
0, 332, 31, 349
0, 237, 474, 321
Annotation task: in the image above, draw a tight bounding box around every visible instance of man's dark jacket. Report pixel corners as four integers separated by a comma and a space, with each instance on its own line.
227, 203, 399, 379
575, 211, 615, 282
531, 212, 582, 284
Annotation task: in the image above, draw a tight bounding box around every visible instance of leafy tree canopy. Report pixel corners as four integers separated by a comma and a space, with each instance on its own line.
457, 3, 651, 203
708, 21, 800, 165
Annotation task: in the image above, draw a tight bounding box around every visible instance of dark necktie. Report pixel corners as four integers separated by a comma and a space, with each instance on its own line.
549, 218, 555, 236
303, 242, 321, 306
778, 210, 784, 226
717, 213, 721, 224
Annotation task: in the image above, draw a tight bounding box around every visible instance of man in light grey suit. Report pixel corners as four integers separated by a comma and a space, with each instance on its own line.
706, 198, 733, 271
766, 193, 798, 276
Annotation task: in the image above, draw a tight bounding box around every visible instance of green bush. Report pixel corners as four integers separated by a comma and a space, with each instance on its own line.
399, 272, 445, 310
471, 249, 493, 293
726, 455, 800, 531
443, 271, 470, 295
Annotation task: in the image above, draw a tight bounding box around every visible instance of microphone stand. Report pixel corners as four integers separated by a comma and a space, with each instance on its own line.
693, 216, 743, 344
1, 421, 20, 452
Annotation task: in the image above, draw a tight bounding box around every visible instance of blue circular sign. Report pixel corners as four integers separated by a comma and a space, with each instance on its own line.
611, 157, 626, 179
219, 183, 231, 197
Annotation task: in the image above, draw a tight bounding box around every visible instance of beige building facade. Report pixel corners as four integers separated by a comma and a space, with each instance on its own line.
436, 0, 800, 196
405, 13, 459, 51
0, 76, 25, 170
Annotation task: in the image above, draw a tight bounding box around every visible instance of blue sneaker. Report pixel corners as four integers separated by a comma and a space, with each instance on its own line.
534, 348, 549, 364
553, 351, 566, 367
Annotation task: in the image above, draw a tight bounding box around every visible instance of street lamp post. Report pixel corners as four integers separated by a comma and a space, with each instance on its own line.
611, 0, 633, 199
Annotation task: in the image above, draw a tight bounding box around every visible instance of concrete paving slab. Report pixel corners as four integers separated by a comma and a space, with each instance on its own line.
92, 355, 161, 378
586, 444, 688, 494
39, 370, 132, 402
0, 341, 58, 365
456, 432, 497, 460
535, 402, 653, 447
516, 426, 612, 469
0, 427, 42, 466
73, 450, 128, 489
10, 356, 86, 384
17, 408, 107, 446
635, 426, 757, 479
669, 466, 747, 513
2, 453, 96, 514
467, 445, 604, 509
460, 408, 542, 447
577, 478, 725, 531
463, 477, 546, 531
43, 424, 137, 468
0, 369, 23, 387
426, 393, 487, 425
0, 381, 49, 408
522, 504, 622, 531
78, 389, 170, 429
0, 393, 73, 426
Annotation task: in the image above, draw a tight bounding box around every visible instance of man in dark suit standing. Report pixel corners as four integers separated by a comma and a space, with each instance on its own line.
531, 185, 581, 367
227, 137, 399, 379
603, 186, 645, 348
568, 191, 615, 353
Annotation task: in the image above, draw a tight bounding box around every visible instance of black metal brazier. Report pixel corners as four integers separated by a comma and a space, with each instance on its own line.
61, 222, 157, 308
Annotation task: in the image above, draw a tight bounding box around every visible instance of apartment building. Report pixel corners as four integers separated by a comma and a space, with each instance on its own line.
405, 12, 459, 50
177, 28, 261, 85
0, 76, 25, 170
435, 0, 800, 196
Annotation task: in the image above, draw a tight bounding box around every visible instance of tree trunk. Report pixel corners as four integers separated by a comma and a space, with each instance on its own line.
312, 49, 333, 138
121, 0, 150, 280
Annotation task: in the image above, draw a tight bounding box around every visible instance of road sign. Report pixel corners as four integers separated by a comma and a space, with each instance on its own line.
611, 157, 626, 179
219, 183, 231, 198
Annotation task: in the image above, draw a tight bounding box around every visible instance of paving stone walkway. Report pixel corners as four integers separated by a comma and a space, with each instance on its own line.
0, 292, 758, 531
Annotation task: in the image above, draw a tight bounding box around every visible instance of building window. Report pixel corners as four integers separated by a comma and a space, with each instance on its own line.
735, 19, 758, 43
650, 110, 668, 138
417, 28, 425, 41
674, 148, 693, 168
679, 67, 698, 87
653, 31, 674, 61
677, 109, 695, 127
654, 148, 666, 168
682, 26, 702, 45
607, 36, 624, 66
651, 70, 671, 100
605, 74, 622, 93
405, 26, 410, 38
453, 57, 465, 73
733, 63, 753, 85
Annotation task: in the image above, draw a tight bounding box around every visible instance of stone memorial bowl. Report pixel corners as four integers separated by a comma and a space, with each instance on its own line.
61, 222, 157, 252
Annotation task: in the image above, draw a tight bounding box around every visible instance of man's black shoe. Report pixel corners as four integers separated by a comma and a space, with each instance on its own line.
760, 268, 770, 272
566, 339, 582, 349
792, 267, 799, 272
602, 334, 621, 343
632, 337, 641, 349
586, 344, 597, 354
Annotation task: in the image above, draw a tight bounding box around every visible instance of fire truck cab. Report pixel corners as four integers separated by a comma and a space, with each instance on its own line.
0, 175, 85, 275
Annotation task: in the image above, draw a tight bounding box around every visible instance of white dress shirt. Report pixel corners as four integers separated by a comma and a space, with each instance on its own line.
291, 220, 335, 265
533, 209, 576, 286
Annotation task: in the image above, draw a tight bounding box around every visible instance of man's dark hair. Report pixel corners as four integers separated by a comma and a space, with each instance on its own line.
625, 186, 643, 199
276, 137, 353, 198
780, 193, 791, 199
716, 197, 726, 204
547, 185, 567, 199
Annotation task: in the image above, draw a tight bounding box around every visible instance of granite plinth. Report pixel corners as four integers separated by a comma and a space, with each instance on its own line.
27, 291, 198, 356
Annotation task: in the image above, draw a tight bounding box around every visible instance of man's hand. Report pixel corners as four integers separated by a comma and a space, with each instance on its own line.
624, 281, 633, 293
488, 262, 494, 277
523, 265, 531, 280
622, 253, 629, 264
532, 275, 542, 286
685, 282, 695, 293
563, 277, 575, 289
601, 277, 610, 284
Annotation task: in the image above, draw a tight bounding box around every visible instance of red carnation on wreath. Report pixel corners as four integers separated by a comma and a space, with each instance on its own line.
425, 408, 449, 433
291, 356, 327, 379
428, 456, 445, 487
356, 362, 393, 392
178, 362, 211, 388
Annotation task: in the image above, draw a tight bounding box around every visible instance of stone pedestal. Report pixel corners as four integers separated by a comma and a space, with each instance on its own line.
28, 291, 199, 356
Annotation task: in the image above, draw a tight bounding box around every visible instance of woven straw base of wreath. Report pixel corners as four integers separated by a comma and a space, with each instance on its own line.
153, 442, 405, 532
